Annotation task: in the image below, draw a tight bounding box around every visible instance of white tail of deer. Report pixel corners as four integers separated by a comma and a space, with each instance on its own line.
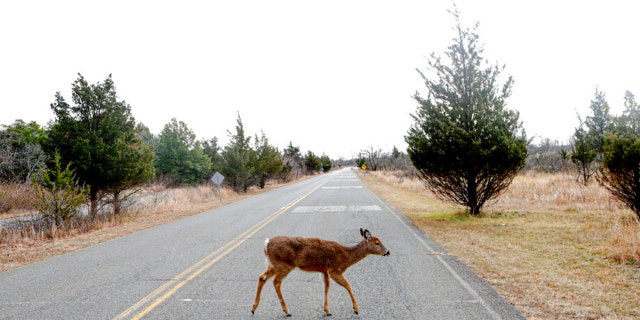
251, 228, 390, 316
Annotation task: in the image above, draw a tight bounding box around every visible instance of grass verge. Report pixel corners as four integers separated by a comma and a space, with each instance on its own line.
360, 170, 640, 320
0, 183, 271, 271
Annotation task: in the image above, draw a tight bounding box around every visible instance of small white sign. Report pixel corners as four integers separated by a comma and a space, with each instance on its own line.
211, 172, 224, 186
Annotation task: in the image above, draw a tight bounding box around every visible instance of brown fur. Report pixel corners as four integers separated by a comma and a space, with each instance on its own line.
251, 228, 390, 316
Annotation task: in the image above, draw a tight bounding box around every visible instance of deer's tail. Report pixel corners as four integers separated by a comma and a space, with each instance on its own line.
263, 238, 270, 266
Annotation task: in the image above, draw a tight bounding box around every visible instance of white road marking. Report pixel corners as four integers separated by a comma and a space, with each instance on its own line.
369, 190, 504, 320
292, 205, 381, 212
321, 186, 363, 189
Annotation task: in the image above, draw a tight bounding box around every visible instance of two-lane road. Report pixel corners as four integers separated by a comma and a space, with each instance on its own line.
1, 169, 524, 319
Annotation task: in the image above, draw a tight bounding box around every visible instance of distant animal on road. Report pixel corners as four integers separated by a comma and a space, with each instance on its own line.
251, 228, 390, 316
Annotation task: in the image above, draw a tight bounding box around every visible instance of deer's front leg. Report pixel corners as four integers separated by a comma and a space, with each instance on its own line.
330, 274, 359, 315
323, 272, 331, 316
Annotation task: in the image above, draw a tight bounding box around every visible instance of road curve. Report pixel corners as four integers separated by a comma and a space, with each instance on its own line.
0, 168, 525, 319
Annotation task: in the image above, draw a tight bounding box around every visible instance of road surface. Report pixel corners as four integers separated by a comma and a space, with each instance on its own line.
0, 169, 525, 319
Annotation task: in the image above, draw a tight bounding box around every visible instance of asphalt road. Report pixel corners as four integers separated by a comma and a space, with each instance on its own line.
0, 169, 525, 320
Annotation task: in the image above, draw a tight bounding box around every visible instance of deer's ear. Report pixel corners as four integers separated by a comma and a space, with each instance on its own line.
360, 228, 365, 237
363, 229, 371, 240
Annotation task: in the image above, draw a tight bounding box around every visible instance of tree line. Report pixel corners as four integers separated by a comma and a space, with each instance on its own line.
571, 89, 640, 219
403, 7, 640, 221
6, 8, 640, 224
0, 74, 332, 219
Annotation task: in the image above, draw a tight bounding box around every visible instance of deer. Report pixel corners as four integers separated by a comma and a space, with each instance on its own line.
251, 228, 390, 317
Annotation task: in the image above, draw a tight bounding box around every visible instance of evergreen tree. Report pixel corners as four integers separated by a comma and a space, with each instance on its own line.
571, 119, 599, 185
320, 154, 332, 172
283, 142, 302, 179
4, 120, 47, 145
584, 88, 614, 153
598, 90, 640, 221
136, 123, 157, 148
221, 113, 254, 192
598, 133, 640, 221
47, 74, 154, 217
155, 118, 212, 185
103, 135, 155, 214
619, 91, 640, 134
32, 153, 88, 224
391, 146, 401, 159
283, 142, 302, 168
253, 132, 282, 189
202, 136, 223, 172
405, 9, 527, 215
303, 151, 322, 173
571, 88, 614, 184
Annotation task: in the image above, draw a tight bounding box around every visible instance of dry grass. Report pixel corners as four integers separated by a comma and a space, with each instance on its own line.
0, 183, 273, 272
0, 183, 36, 214
361, 171, 640, 320
3, 172, 639, 319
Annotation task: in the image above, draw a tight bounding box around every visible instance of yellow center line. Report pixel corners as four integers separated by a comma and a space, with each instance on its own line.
113, 184, 322, 320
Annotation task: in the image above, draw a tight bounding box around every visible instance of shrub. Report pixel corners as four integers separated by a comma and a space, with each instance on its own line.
32, 154, 88, 224
598, 133, 640, 221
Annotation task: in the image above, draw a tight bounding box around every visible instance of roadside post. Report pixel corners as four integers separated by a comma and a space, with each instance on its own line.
211, 172, 224, 202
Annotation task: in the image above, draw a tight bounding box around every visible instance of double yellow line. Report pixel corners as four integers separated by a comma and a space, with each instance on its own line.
113, 184, 321, 320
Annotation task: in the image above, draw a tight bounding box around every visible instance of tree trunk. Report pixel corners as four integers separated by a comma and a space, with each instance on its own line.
633, 168, 640, 221
113, 190, 121, 215
467, 173, 480, 215
90, 189, 98, 220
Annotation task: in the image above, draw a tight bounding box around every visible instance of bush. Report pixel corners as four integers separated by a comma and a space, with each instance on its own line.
598, 133, 640, 221
32, 154, 88, 224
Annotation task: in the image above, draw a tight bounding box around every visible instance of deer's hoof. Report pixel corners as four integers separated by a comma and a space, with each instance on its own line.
286, 313, 292, 317
354, 311, 359, 315
324, 313, 332, 316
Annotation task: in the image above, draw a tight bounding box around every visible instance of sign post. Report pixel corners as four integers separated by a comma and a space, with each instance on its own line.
211, 172, 225, 202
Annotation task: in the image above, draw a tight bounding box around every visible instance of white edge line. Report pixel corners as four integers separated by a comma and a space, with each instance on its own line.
371, 192, 503, 320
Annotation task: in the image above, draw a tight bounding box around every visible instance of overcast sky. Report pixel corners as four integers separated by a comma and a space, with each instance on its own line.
2, 1, 639, 159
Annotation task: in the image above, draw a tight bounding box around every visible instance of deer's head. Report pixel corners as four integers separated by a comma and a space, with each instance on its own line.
360, 228, 390, 256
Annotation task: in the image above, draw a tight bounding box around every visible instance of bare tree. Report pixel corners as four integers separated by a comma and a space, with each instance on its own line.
527, 138, 571, 173
359, 146, 386, 171
0, 128, 47, 183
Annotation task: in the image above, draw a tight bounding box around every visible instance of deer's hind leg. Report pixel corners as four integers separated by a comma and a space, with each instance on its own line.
251, 264, 276, 314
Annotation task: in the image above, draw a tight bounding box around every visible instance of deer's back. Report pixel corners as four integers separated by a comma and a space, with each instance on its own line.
265, 236, 347, 272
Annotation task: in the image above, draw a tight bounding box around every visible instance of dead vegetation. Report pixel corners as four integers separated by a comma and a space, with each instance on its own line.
360, 170, 640, 320
0, 183, 36, 215
2, 171, 639, 319
0, 183, 256, 271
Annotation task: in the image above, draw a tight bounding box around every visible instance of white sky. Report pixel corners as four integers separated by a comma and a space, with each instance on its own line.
2, 1, 639, 159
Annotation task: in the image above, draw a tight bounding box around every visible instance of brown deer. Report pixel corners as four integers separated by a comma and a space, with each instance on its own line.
251, 228, 390, 316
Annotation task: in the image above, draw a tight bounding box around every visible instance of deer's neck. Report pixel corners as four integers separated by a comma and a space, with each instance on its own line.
345, 240, 369, 265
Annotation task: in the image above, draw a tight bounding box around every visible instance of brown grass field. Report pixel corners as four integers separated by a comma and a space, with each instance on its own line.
0, 185, 256, 271
360, 170, 640, 320
2, 171, 639, 319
